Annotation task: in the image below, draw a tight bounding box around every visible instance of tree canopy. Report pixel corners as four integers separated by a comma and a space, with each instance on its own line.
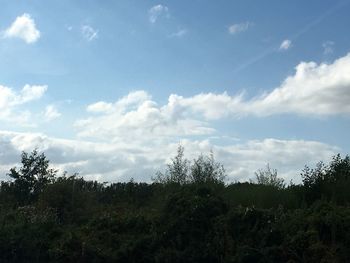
255, 164, 285, 189
153, 145, 226, 184
6, 149, 56, 204
0, 150, 350, 262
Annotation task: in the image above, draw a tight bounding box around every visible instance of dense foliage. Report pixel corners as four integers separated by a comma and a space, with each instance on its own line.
1, 148, 350, 262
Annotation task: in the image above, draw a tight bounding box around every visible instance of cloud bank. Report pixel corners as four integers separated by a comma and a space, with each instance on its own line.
77, 53, 350, 141
0, 131, 338, 183
1, 54, 349, 183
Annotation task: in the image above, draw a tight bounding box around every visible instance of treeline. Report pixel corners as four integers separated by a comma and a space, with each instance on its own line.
0, 148, 350, 262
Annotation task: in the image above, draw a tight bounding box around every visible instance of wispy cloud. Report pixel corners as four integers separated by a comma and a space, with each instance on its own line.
149, 5, 169, 24
43, 105, 61, 122
168, 28, 187, 38
228, 22, 252, 35
232, 1, 348, 74
81, 25, 98, 41
3, 13, 40, 44
279, 39, 292, 51
322, 41, 335, 55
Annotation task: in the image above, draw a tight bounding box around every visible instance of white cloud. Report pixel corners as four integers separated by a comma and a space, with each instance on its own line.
0, 84, 46, 109
44, 105, 61, 121
81, 25, 98, 41
168, 92, 244, 120
322, 41, 335, 55
0, 131, 338, 183
228, 22, 252, 34
18, 85, 47, 104
168, 53, 350, 118
279, 39, 292, 50
0, 85, 15, 110
181, 138, 338, 183
3, 13, 40, 43
169, 29, 187, 38
0, 84, 47, 124
76, 91, 214, 142
249, 53, 350, 116
1, 53, 348, 183
149, 5, 169, 23
87, 101, 114, 113
74, 53, 350, 148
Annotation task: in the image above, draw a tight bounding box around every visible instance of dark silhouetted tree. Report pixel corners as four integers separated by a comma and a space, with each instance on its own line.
7, 149, 56, 204
154, 146, 226, 184
153, 145, 189, 184
302, 154, 350, 203
255, 164, 285, 189
190, 151, 226, 184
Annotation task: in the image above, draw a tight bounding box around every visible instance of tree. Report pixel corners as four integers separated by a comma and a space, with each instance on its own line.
301, 161, 327, 189
153, 145, 189, 184
255, 164, 285, 189
154, 145, 226, 184
7, 149, 56, 204
190, 152, 226, 184
327, 154, 350, 181
301, 154, 350, 188
301, 154, 350, 203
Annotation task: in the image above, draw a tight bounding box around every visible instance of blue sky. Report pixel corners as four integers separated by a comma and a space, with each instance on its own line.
1, 0, 350, 182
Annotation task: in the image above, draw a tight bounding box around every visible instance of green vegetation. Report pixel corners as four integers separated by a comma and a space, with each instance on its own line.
1, 147, 350, 262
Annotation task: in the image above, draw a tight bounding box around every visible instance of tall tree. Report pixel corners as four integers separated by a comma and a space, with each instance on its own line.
8, 149, 56, 204
153, 145, 189, 184
255, 164, 285, 189
190, 151, 226, 184
154, 146, 226, 184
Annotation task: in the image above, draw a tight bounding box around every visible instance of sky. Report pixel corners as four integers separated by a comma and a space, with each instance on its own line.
1, 0, 350, 183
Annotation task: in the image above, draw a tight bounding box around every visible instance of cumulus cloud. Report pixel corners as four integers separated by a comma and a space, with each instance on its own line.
74, 53, 350, 148
3, 13, 40, 43
1, 53, 348, 183
0, 131, 338, 183
86, 101, 114, 113
249, 53, 350, 115
149, 5, 169, 23
181, 138, 338, 183
81, 25, 98, 41
43, 105, 61, 121
279, 39, 292, 50
169, 53, 350, 118
18, 85, 47, 104
76, 91, 214, 142
0, 84, 47, 108
228, 22, 252, 34
0, 84, 47, 124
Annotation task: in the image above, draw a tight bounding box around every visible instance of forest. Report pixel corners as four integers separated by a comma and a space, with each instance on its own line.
0, 147, 350, 262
